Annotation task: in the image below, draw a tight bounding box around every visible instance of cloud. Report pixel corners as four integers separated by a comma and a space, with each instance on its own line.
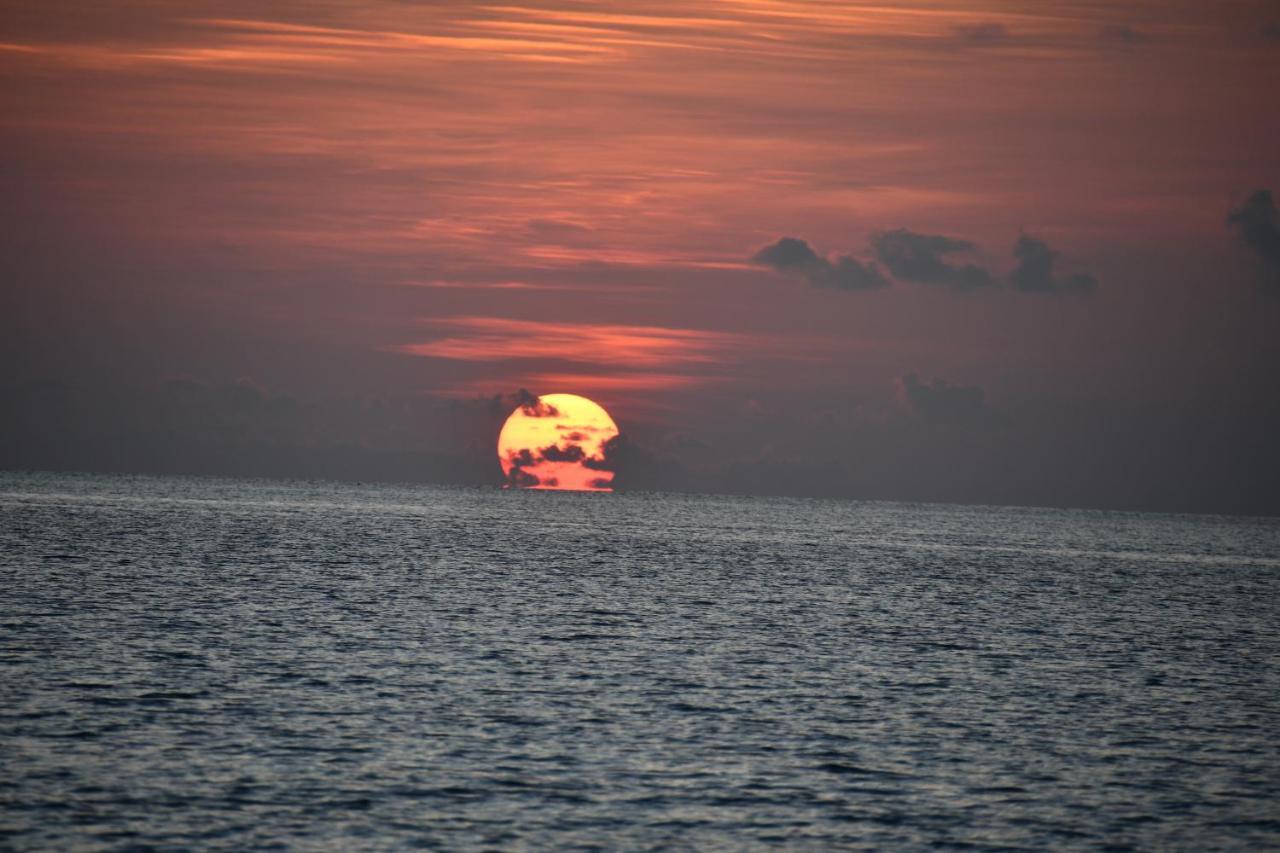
506, 467, 541, 488
898, 373, 995, 427
396, 316, 746, 368
753, 236, 819, 269
503, 442, 591, 489
580, 433, 684, 492
512, 388, 559, 417
539, 442, 585, 463
1009, 234, 1097, 294
1228, 189, 1280, 285
871, 229, 995, 289
755, 230, 1096, 295
751, 237, 888, 291
1263, 22, 1280, 40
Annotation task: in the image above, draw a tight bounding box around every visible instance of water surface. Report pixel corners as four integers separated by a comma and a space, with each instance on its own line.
2, 472, 1278, 848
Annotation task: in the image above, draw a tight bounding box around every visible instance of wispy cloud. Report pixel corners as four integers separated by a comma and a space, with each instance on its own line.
402, 279, 647, 293
393, 316, 747, 368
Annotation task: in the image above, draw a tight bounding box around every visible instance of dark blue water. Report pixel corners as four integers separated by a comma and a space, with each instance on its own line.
2, 472, 1278, 849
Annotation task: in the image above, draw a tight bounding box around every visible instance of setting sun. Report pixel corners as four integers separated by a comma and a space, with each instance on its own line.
497, 393, 619, 491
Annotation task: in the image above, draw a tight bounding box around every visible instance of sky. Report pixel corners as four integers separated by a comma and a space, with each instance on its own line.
3, 0, 1279, 513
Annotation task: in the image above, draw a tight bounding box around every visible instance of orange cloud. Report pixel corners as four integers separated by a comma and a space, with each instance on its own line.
393, 316, 747, 368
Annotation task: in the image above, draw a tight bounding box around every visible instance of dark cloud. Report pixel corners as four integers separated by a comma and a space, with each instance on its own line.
899, 373, 995, 427
507, 468, 540, 488
499, 434, 607, 489
581, 433, 681, 492
871, 229, 995, 289
751, 237, 889, 291
583, 435, 623, 471
1009, 234, 1097, 294
503, 447, 544, 488
512, 388, 560, 417
539, 443, 586, 463
503, 443, 589, 487
1263, 22, 1280, 40
753, 236, 818, 268
1099, 24, 1145, 44
953, 22, 1008, 42
756, 230, 1096, 295
1228, 189, 1280, 285
507, 447, 536, 468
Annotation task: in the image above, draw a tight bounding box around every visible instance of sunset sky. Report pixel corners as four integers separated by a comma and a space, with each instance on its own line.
3, 1, 1279, 512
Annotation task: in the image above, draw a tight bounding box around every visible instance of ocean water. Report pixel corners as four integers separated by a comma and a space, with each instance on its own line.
2, 472, 1278, 850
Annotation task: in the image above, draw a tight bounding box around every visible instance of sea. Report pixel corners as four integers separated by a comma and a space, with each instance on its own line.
2, 471, 1278, 850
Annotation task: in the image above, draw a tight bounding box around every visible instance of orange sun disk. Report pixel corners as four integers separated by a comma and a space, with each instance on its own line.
497, 393, 620, 491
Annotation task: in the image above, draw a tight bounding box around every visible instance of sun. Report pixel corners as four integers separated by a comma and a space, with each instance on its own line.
497, 393, 619, 491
